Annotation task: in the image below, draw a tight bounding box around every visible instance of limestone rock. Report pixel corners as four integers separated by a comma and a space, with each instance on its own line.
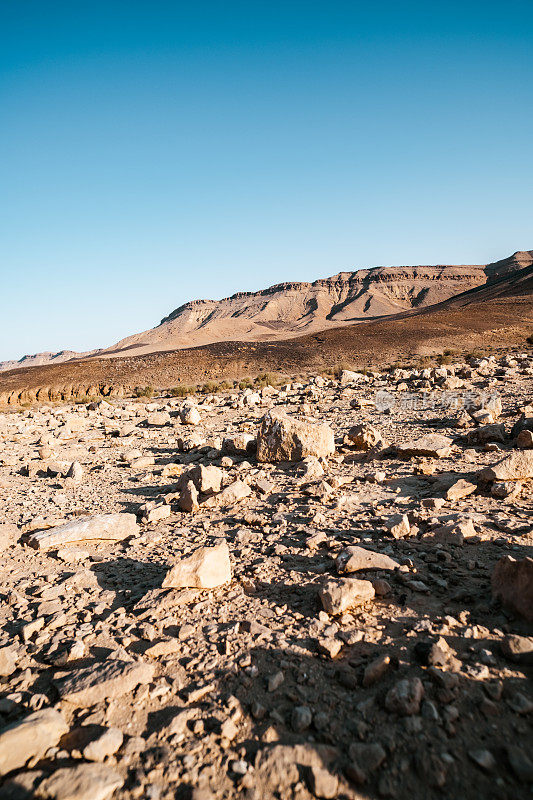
347, 423, 385, 451
257, 410, 335, 462
335, 546, 399, 574
478, 450, 533, 481
54, 659, 154, 707
35, 763, 123, 800
162, 541, 232, 589
83, 727, 123, 762
318, 578, 375, 615
27, 513, 139, 550
0, 709, 68, 775
0, 645, 17, 676
396, 434, 454, 459
445, 478, 476, 501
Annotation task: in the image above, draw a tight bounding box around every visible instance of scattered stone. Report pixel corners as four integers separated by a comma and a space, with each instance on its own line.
27, 513, 139, 549
54, 660, 154, 707
0, 709, 68, 775
257, 410, 335, 462
385, 677, 424, 715
319, 578, 375, 615
162, 542, 232, 589
35, 763, 123, 800
396, 434, 454, 459
335, 546, 399, 574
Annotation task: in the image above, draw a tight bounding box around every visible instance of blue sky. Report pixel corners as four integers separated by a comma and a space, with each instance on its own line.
1, 1, 532, 361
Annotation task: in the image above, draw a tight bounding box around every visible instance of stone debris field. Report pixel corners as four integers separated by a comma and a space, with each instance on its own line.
0, 352, 532, 800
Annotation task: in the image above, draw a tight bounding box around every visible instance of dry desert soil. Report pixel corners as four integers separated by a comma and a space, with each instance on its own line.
0, 348, 532, 800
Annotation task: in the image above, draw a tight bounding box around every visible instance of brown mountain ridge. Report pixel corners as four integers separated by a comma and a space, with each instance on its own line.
3, 249, 532, 373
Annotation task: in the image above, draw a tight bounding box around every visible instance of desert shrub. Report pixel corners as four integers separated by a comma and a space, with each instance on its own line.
253, 372, 279, 388
200, 381, 221, 394
169, 385, 195, 397
134, 385, 154, 398
238, 377, 254, 390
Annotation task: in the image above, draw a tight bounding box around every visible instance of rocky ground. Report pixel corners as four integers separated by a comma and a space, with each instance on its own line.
0, 351, 532, 800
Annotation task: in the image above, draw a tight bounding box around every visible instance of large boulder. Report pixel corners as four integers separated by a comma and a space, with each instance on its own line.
257, 410, 335, 462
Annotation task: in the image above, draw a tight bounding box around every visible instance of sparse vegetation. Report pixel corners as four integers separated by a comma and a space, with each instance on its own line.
169, 385, 196, 397
134, 385, 154, 398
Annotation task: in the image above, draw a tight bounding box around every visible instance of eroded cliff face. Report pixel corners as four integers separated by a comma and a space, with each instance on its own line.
105, 263, 490, 358
2, 250, 532, 371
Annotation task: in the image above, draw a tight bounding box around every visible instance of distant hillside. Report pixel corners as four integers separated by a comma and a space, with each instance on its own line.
2, 249, 531, 372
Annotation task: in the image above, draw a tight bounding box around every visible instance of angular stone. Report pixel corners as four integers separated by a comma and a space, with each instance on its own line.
35, 763, 123, 800
83, 727, 123, 762
385, 513, 410, 539
385, 677, 424, 716
187, 464, 223, 495
478, 450, 533, 482
208, 479, 251, 506
347, 423, 384, 451
54, 660, 154, 707
396, 434, 454, 459
27, 513, 139, 550
257, 410, 335, 462
445, 479, 476, 501
318, 578, 375, 615
0, 645, 18, 676
500, 635, 533, 665
492, 556, 533, 621
162, 541, 232, 589
179, 480, 199, 512
335, 546, 399, 574
180, 404, 201, 425
0, 709, 68, 775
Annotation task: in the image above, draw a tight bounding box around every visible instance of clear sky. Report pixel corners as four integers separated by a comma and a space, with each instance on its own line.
1, 1, 532, 361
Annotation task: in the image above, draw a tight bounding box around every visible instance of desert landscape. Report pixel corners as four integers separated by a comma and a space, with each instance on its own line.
2, 4, 532, 799
0, 250, 532, 800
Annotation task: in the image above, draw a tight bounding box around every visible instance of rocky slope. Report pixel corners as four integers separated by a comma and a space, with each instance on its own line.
4, 250, 532, 373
